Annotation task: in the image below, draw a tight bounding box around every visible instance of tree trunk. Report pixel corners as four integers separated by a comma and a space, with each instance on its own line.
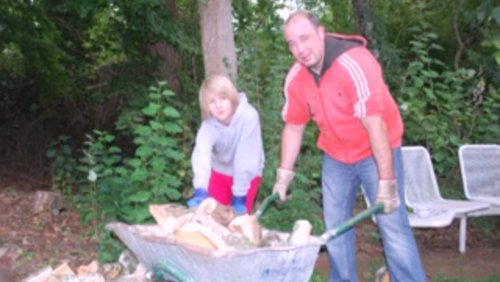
199, 0, 237, 82
351, 0, 379, 57
149, 0, 182, 94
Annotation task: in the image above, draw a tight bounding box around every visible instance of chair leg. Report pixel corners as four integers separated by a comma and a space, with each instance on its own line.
459, 216, 467, 254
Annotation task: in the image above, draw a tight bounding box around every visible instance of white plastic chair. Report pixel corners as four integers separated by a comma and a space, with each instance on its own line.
360, 187, 455, 228
458, 144, 500, 217
401, 146, 489, 253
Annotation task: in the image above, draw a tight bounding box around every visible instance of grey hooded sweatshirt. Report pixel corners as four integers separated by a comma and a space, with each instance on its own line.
191, 92, 265, 196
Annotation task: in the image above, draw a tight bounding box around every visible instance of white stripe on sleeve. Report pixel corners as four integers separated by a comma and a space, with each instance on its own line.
282, 63, 303, 120
339, 54, 371, 118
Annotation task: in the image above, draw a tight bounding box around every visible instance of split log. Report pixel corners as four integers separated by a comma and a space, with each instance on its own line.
32, 191, 66, 215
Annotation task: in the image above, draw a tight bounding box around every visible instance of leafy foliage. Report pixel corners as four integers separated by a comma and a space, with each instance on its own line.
46, 135, 79, 195
0, 1, 71, 99
47, 82, 190, 261
398, 23, 500, 180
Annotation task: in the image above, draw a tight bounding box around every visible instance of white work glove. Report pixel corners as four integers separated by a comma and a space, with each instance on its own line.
272, 168, 295, 202
376, 179, 400, 213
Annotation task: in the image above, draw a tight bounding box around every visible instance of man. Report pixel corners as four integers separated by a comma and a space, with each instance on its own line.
272, 10, 426, 282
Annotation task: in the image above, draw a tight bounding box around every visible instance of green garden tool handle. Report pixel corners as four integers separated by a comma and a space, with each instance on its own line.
320, 202, 383, 243
153, 261, 193, 282
255, 193, 279, 220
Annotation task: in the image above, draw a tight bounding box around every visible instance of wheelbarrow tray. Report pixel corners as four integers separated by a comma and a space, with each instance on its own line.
106, 222, 323, 282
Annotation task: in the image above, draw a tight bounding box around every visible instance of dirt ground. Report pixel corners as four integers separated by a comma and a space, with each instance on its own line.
314, 221, 500, 281
1, 170, 500, 282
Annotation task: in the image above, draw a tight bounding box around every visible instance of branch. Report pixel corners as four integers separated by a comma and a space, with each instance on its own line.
453, 8, 464, 69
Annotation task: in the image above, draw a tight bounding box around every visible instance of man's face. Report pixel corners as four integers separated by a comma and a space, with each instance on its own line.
284, 16, 325, 73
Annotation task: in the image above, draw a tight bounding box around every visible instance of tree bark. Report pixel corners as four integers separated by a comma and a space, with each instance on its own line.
351, 0, 379, 57
149, 0, 182, 94
199, 0, 237, 82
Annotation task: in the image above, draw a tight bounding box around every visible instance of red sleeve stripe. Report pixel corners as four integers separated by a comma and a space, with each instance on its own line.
339, 53, 371, 118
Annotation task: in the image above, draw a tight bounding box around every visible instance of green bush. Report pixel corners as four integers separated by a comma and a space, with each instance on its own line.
47, 81, 190, 261
398, 23, 500, 180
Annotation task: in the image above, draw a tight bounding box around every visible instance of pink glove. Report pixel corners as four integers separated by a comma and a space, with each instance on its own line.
376, 179, 400, 213
272, 168, 295, 202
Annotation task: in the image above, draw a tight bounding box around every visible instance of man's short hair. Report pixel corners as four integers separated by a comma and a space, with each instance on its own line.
285, 10, 320, 28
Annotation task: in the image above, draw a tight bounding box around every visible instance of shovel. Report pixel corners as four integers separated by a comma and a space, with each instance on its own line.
288, 201, 384, 245
319, 202, 383, 242
255, 192, 280, 220
226, 192, 280, 247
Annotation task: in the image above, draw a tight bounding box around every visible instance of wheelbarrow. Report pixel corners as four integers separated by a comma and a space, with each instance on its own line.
106, 196, 383, 282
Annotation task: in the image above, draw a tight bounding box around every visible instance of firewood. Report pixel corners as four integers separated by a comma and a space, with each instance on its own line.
76, 260, 99, 274
32, 191, 66, 215
228, 214, 262, 247
288, 220, 312, 246
148, 204, 192, 236
50, 262, 74, 276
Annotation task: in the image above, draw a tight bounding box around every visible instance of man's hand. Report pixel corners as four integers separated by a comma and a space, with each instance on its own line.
272, 168, 295, 202
376, 179, 400, 213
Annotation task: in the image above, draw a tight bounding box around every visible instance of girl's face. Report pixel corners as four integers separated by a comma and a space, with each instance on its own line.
207, 93, 234, 125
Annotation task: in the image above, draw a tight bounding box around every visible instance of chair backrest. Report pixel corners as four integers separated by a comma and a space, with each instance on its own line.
401, 146, 443, 207
458, 144, 500, 199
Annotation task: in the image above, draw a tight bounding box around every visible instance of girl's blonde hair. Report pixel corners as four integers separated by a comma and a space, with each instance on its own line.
199, 74, 239, 120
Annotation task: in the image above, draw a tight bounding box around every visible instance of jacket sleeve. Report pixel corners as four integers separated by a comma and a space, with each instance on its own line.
231, 107, 264, 196
191, 122, 217, 189
282, 63, 310, 124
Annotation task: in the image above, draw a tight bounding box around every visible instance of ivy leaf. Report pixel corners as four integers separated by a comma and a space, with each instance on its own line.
165, 149, 183, 160
103, 134, 115, 142
130, 168, 148, 181
163, 106, 180, 118
109, 146, 122, 153
134, 125, 152, 136
149, 121, 163, 130
151, 159, 167, 171
136, 145, 153, 158
127, 158, 142, 168
115, 167, 129, 176
161, 88, 175, 97
164, 122, 182, 133
128, 190, 151, 203
449, 134, 460, 146
413, 78, 424, 87
123, 206, 151, 222
165, 188, 182, 200
142, 103, 161, 116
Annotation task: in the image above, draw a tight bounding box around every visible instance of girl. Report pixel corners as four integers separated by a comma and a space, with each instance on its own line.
187, 75, 265, 214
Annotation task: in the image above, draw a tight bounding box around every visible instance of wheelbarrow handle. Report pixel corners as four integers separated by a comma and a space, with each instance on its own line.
153, 261, 193, 282
255, 193, 280, 219
320, 203, 383, 242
